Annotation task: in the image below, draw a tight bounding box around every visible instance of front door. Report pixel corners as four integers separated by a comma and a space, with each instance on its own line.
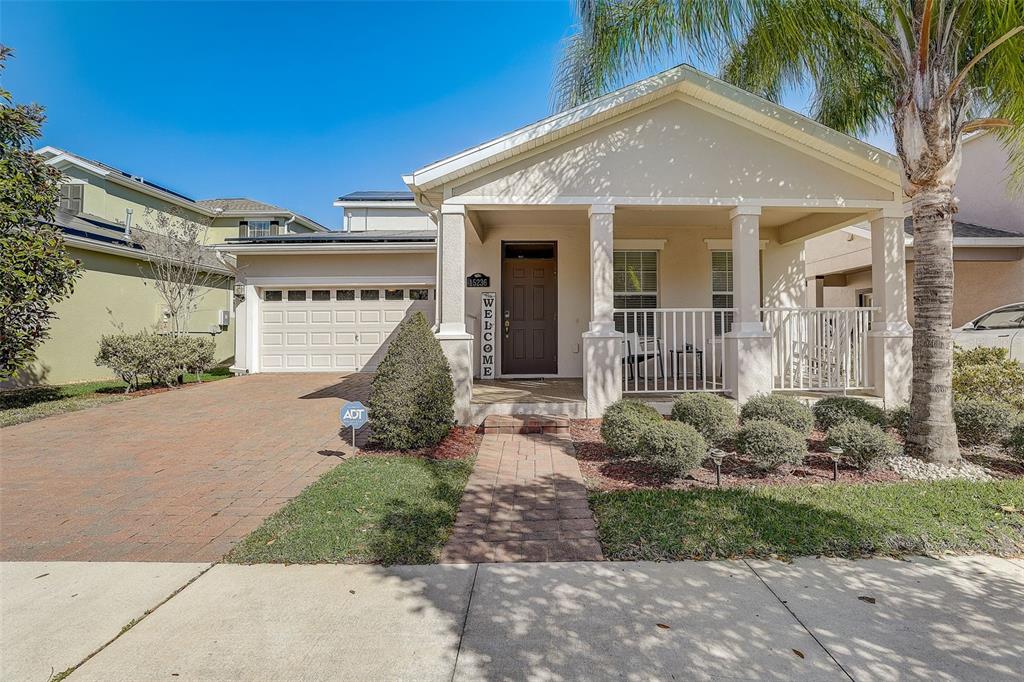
501, 242, 557, 374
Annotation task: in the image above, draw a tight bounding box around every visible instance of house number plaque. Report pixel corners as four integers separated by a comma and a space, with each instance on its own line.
467, 273, 490, 287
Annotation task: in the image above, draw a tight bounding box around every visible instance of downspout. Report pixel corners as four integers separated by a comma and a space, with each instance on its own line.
283, 214, 297, 234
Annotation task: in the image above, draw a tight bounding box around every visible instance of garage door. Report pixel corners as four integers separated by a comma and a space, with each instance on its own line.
259, 286, 434, 372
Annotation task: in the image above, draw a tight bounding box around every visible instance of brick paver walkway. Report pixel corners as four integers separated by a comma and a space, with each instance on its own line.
1, 373, 371, 562
440, 432, 604, 563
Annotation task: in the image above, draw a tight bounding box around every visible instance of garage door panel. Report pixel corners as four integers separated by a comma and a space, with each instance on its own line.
259, 286, 433, 373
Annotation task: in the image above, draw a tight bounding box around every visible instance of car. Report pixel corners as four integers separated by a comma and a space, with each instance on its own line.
953, 302, 1024, 361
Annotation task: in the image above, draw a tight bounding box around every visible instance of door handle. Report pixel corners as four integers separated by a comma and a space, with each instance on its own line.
504, 319, 511, 337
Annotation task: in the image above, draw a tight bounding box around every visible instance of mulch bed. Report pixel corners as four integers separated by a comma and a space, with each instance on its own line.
572, 418, 904, 491
962, 446, 1024, 479
356, 426, 480, 461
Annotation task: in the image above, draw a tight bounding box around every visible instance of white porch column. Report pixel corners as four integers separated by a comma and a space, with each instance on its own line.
437, 205, 474, 422
723, 206, 772, 402
582, 205, 623, 416
868, 209, 912, 405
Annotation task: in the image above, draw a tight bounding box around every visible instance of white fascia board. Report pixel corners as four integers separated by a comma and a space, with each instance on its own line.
953, 237, 1024, 247
63, 234, 233, 276
213, 243, 436, 255
332, 200, 419, 209
44, 153, 111, 177
405, 64, 899, 192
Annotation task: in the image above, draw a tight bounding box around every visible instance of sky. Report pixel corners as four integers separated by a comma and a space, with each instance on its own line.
3, 1, 892, 229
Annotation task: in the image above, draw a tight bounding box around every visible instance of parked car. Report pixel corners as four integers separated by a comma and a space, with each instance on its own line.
953, 303, 1024, 361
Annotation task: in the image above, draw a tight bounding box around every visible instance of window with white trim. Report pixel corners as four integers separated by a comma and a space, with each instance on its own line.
245, 220, 274, 238
711, 251, 734, 335
613, 250, 658, 334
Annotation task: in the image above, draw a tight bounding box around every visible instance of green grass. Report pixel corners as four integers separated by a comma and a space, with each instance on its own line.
590, 480, 1024, 561
226, 456, 473, 565
0, 367, 232, 427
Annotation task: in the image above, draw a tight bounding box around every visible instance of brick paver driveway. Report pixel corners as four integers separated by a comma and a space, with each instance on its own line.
1, 373, 371, 562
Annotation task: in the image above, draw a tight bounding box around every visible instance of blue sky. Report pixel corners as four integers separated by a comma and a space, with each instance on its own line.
4, 1, 891, 228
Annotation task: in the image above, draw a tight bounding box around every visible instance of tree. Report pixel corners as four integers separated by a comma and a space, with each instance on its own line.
556, 0, 1024, 464
0, 45, 81, 380
135, 206, 223, 335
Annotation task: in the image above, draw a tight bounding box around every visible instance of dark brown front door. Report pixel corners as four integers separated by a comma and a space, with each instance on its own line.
502, 242, 557, 375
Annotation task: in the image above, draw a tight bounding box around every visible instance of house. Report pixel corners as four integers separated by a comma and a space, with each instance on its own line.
218, 64, 914, 423
9, 148, 328, 386
805, 131, 1024, 327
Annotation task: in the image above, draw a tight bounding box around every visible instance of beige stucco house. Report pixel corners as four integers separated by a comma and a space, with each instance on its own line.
11, 148, 326, 386
219, 65, 915, 422
806, 131, 1024, 328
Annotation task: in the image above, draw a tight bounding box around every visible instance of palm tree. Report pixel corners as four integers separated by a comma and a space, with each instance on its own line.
556, 0, 1023, 464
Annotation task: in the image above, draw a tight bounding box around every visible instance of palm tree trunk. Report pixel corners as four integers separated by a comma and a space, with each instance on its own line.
906, 187, 959, 464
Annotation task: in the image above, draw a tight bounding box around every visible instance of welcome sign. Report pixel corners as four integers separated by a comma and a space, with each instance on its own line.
481, 292, 496, 379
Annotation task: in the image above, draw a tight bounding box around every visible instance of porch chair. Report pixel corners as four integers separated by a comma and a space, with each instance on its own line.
622, 333, 666, 383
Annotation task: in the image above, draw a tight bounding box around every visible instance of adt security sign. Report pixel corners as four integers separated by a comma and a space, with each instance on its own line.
340, 401, 369, 429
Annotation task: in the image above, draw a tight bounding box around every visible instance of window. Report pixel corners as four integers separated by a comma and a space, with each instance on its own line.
409, 288, 429, 301
360, 289, 380, 301
857, 289, 874, 308
974, 305, 1024, 330
711, 251, 734, 335
336, 289, 355, 301
287, 290, 306, 302
59, 184, 84, 213
264, 290, 282, 302
311, 290, 330, 301
242, 220, 275, 238
385, 289, 404, 301
613, 251, 658, 335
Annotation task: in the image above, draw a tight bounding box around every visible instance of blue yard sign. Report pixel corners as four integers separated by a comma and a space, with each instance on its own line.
340, 401, 369, 429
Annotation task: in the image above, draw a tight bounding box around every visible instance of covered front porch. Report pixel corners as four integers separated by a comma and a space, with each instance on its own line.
404, 65, 913, 422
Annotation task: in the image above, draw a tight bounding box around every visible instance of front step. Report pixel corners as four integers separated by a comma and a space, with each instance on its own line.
480, 414, 570, 437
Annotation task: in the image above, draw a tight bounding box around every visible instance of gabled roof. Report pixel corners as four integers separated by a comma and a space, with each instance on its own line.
37, 146, 196, 203
403, 63, 900, 194
196, 198, 328, 232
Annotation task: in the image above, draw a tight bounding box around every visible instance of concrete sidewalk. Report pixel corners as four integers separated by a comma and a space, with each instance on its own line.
3, 556, 1021, 681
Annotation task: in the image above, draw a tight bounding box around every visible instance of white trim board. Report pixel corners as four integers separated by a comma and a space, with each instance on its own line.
246, 276, 437, 287
614, 239, 666, 250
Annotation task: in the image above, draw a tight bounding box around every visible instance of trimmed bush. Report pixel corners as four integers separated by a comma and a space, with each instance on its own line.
735, 419, 807, 471
669, 393, 738, 444
637, 421, 707, 476
952, 346, 1024, 411
368, 312, 454, 450
601, 399, 663, 458
740, 394, 814, 435
95, 331, 214, 390
825, 418, 901, 470
887, 404, 911, 438
813, 396, 887, 430
953, 398, 1015, 446
1007, 420, 1024, 462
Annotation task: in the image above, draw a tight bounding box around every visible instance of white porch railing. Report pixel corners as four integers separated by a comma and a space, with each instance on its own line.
615, 308, 733, 393
762, 307, 875, 392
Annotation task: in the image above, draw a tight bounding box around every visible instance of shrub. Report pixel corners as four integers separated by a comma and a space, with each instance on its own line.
953, 398, 1016, 446
825, 418, 901, 470
740, 394, 814, 435
1007, 420, 1024, 462
368, 312, 454, 450
669, 393, 737, 444
95, 333, 150, 391
952, 347, 1024, 411
601, 399, 663, 458
637, 421, 707, 476
813, 396, 888, 430
735, 419, 807, 471
888, 404, 911, 438
173, 335, 216, 379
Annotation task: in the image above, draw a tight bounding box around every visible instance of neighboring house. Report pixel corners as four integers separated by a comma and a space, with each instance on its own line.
805, 132, 1024, 327
8, 148, 328, 386
218, 64, 914, 422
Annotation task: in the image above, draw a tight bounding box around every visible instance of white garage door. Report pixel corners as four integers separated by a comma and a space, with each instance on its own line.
259, 286, 434, 372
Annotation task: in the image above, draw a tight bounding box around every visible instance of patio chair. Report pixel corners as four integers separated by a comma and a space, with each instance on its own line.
622, 334, 665, 382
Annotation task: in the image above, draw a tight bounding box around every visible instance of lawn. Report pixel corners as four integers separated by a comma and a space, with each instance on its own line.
591, 480, 1024, 561
226, 455, 473, 565
0, 367, 232, 427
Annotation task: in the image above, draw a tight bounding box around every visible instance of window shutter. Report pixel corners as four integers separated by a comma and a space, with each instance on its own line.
271, 220, 280, 236
239, 221, 248, 238
59, 184, 84, 213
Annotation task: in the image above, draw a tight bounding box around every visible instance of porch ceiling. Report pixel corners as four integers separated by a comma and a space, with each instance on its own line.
469, 205, 868, 239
